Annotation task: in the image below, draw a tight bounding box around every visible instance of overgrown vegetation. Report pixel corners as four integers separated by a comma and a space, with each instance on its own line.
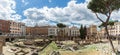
39, 41, 58, 55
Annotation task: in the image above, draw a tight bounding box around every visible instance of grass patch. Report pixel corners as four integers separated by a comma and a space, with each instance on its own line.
79, 44, 98, 52
39, 41, 58, 55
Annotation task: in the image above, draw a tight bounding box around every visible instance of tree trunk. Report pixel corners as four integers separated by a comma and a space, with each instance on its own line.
105, 25, 116, 53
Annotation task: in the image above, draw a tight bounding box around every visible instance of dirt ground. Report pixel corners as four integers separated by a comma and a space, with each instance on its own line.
60, 50, 112, 55
60, 50, 101, 55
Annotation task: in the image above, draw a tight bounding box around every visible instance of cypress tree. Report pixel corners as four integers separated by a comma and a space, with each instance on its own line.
79, 25, 84, 39
79, 25, 87, 39
83, 26, 87, 39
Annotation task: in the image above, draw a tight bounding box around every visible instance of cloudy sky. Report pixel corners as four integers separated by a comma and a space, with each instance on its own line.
0, 0, 120, 27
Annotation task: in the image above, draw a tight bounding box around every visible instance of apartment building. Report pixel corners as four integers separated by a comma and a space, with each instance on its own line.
26, 25, 51, 36
48, 26, 69, 36
97, 27, 106, 39
64, 27, 71, 36
97, 22, 120, 39
35, 26, 50, 36
108, 22, 120, 36
48, 26, 58, 36
0, 20, 26, 36
9, 20, 26, 36
0, 19, 10, 35
48, 26, 80, 37
20, 23, 26, 36
68, 26, 80, 37
87, 25, 97, 36
26, 27, 33, 35
87, 25, 97, 35
99, 28, 106, 36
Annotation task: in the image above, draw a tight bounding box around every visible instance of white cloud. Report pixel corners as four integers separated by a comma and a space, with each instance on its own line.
22, 19, 35, 27
23, 0, 97, 26
11, 14, 21, 21
111, 10, 120, 21
23, 0, 120, 27
22, 0, 29, 6
0, 0, 21, 21
22, 0, 25, 3
22, 18, 50, 27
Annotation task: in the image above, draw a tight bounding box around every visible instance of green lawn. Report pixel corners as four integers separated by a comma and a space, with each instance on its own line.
38, 41, 112, 55
39, 41, 58, 55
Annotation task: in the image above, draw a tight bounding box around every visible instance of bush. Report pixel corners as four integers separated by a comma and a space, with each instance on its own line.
32, 52, 38, 55
48, 35, 54, 38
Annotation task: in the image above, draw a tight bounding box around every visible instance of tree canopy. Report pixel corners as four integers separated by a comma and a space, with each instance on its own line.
57, 23, 66, 28
87, 0, 120, 53
79, 25, 87, 39
99, 20, 118, 28
88, 0, 120, 15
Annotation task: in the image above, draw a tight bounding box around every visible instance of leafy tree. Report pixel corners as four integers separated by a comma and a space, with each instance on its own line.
48, 35, 54, 38
87, 0, 120, 53
79, 25, 83, 39
57, 23, 66, 28
99, 20, 118, 28
57, 23, 66, 40
99, 20, 118, 40
79, 25, 87, 39
84, 26, 87, 38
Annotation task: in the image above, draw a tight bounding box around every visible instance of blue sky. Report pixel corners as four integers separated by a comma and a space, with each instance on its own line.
0, 0, 120, 27
15, 0, 88, 26
15, 0, 85, 20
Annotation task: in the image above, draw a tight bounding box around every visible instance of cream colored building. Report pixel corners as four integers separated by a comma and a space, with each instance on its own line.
68, 26, 80, 37
48, 26, 80, 37
48, 26, 58, 36
108, 22, 120, 36
87, 25, 97, 36
97, 27, 106, 38
86, 25, 99, 40
20, 23, 26, 36
48, 26, 69, 40
98, 22, 120, 38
